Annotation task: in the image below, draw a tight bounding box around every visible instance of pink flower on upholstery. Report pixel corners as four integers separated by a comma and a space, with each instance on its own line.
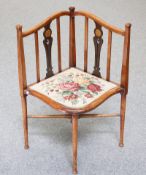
59, 82, 80, 91
87, 83, 102, 92
64, 94, 78, 100
84, 93, 93, 98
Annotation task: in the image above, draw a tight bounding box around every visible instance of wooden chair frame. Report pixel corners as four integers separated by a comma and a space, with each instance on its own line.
16, 7, 131, 174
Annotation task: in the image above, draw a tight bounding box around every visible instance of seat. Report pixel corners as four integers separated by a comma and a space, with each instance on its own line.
16, 7, 131, 174
29, 67, 121, 111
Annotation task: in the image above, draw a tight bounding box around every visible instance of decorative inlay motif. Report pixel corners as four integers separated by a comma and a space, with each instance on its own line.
44, 29, 52, 38
95, 29, 102, 37
92, 23, 103, 77
30, 68, 117, 108
43, 23, 54, 78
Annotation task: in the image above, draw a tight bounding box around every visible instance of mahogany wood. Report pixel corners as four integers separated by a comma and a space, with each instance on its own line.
21, 96, 29, 149
29, 115, 71, 119
119, 94, 126, 147
92, 23, 103, 77
22, 11, 125, 37
79, 113, 120, 118
121, 23, 131, 95
119, 23, 131, 147
56, 17, 62, 72
17, 25, 29, 149
16, 25, 27, 96
22, 11, 70, 37
72, 114, 78, 174
84, 17, 88, 72
106, 30, 112, 81
43, 23, 54, 78
28, 113, 120, 119
34, 31, 40, 82
69, 7, 76, 67
75, 11, 125, 36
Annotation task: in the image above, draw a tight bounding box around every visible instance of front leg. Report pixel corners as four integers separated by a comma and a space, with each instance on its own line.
72, 114, 78, 174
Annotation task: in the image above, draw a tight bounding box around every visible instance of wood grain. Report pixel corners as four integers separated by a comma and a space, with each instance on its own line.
22, 11, 125, 37
75, 11, 125, 36
69, 7, 76, 67
72, 114, 78, 174
106, 30, 112, 81
92, 23, 103, 77
56, 17, 62, 72
84, 17, 88, 72
119, 94, 126, 147
28, 113, 120, 119
121, 23, 131, 94
16, 25, 29, 149
34, 31, 40, 82
16, 25, 27, 96
43, 24, 54, 78
21, 95, 29, 149
22, 11, 70, 37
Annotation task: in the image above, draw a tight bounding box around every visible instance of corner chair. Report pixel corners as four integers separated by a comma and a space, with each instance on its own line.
16, 7, 131, 174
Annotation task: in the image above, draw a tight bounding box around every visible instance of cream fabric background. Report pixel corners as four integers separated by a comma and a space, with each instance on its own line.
30, 68, 117, 108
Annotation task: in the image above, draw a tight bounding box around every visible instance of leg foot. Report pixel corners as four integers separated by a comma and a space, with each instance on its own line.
73, 170, 78, 174
24, 145, 29, 149
119, 143, 124, 147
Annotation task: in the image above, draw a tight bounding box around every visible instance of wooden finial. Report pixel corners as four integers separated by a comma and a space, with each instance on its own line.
125, 23, 132, 28
16, 24, 22, 31
69, 7, 75, 14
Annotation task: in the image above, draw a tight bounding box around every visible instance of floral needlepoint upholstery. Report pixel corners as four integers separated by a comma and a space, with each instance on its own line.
29, 68, 118, 108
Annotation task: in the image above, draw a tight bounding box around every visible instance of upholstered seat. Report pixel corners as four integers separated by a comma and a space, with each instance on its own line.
29, 68, 119, 109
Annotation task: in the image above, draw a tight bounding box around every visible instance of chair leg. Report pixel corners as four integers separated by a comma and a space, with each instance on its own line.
119, 93, 127, 147
72, 114, 78, 174
21, 95, 29, 149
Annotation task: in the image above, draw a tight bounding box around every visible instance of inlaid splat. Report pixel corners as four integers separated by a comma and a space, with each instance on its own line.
92, 23, 103, 77
43, 24, 54, 78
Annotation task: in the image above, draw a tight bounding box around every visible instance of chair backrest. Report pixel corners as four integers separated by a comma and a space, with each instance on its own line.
16, 7, 131, 98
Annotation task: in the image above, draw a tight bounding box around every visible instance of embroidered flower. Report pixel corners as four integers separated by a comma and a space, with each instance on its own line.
73, 76, 90, 85
84, 93, 93, 98
64, 94, 78, 100
59, 82, 80, 91
87, 83, 102, 92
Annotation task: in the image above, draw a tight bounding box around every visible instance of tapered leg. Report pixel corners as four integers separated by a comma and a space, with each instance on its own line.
119, 94, 127, 147
72, 114, 78, 174
21, 95, 29, 149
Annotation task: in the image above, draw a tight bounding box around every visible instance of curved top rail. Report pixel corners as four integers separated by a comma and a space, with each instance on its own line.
75, 11, 125, 36
22, 11, 70, 37
22, 9, 125, 37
